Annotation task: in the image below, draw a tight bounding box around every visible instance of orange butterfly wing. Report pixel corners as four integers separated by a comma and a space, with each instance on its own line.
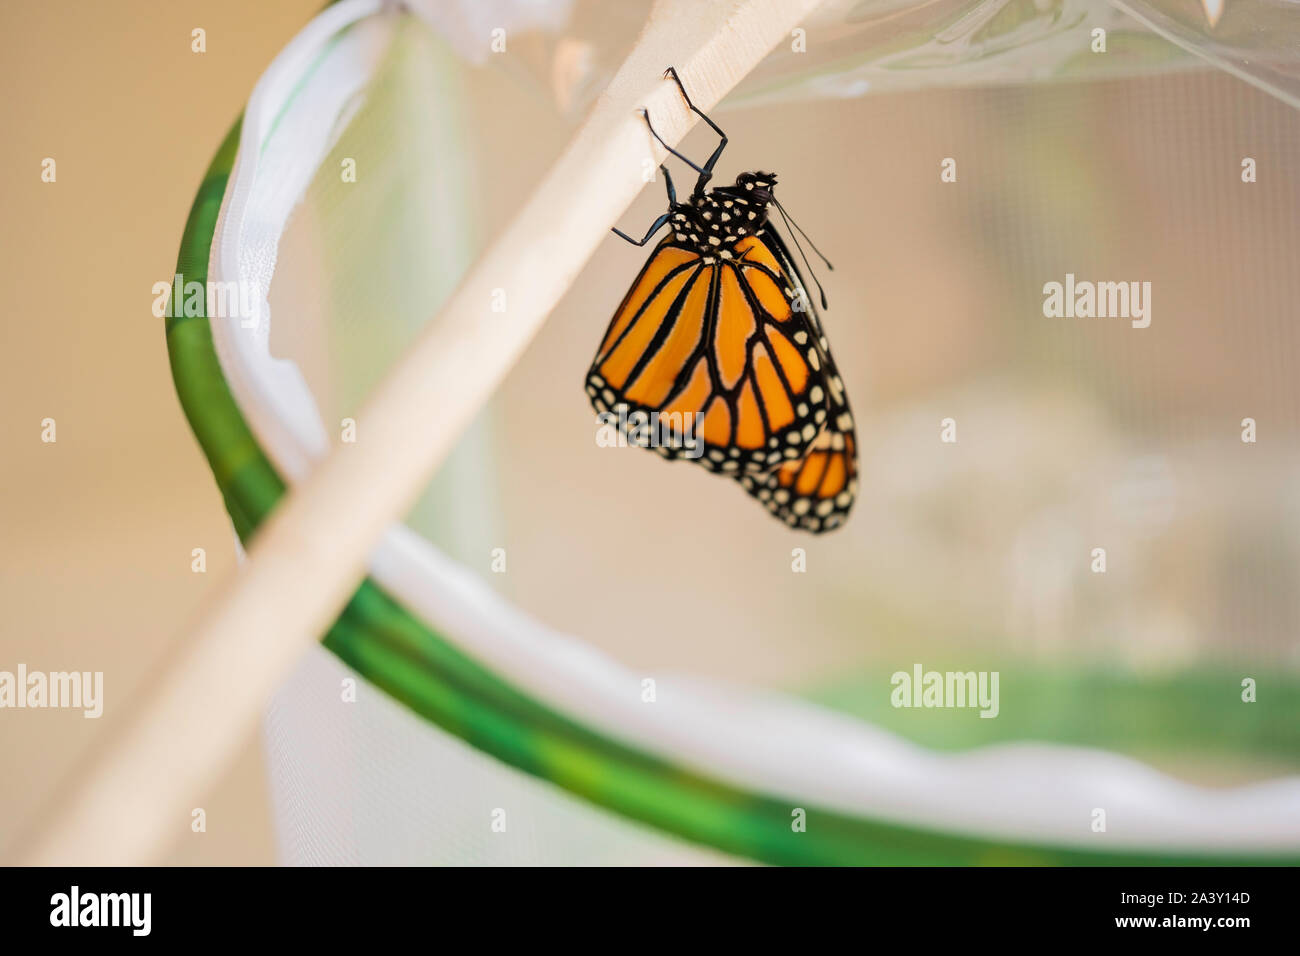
738, 411, 857, 532
733, 229, 859, 533
586, 234, 830, 473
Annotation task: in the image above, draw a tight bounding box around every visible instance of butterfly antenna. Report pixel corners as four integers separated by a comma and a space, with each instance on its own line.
773, 200, 830, 310
773, 197, 833, 271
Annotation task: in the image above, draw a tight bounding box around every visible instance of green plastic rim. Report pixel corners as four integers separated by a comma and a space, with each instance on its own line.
165, 103, 1297, 866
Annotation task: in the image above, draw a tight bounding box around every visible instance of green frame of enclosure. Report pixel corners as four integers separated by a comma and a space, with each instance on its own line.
165, 113, 1296, 866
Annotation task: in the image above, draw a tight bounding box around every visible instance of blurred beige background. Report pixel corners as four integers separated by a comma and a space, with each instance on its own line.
0, 0, 323, 865
3, 1, 1298, 864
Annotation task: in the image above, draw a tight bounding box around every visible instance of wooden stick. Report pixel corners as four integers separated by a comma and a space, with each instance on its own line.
17, 0, 826, 865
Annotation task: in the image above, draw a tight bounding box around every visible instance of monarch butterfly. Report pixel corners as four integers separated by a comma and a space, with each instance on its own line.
586, 69, 858, 533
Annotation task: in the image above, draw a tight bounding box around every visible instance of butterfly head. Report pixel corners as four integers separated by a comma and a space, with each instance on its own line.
734, 170, 778, 202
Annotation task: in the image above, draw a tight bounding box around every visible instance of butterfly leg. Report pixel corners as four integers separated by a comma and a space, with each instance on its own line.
612, 211, 671, 247
610, 165, 676, 246
663, 67, 728, 194
638, 108, 713, 189
661, 163, 677, 204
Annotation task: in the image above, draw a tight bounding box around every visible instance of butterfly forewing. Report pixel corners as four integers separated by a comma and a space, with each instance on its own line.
586, 233, 831, 474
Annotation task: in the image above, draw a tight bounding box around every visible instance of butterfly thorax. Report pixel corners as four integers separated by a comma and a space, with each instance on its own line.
669, 171, 777, 261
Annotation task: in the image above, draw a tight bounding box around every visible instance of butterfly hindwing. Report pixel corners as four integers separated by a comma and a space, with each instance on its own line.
733, 228, 859, 533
